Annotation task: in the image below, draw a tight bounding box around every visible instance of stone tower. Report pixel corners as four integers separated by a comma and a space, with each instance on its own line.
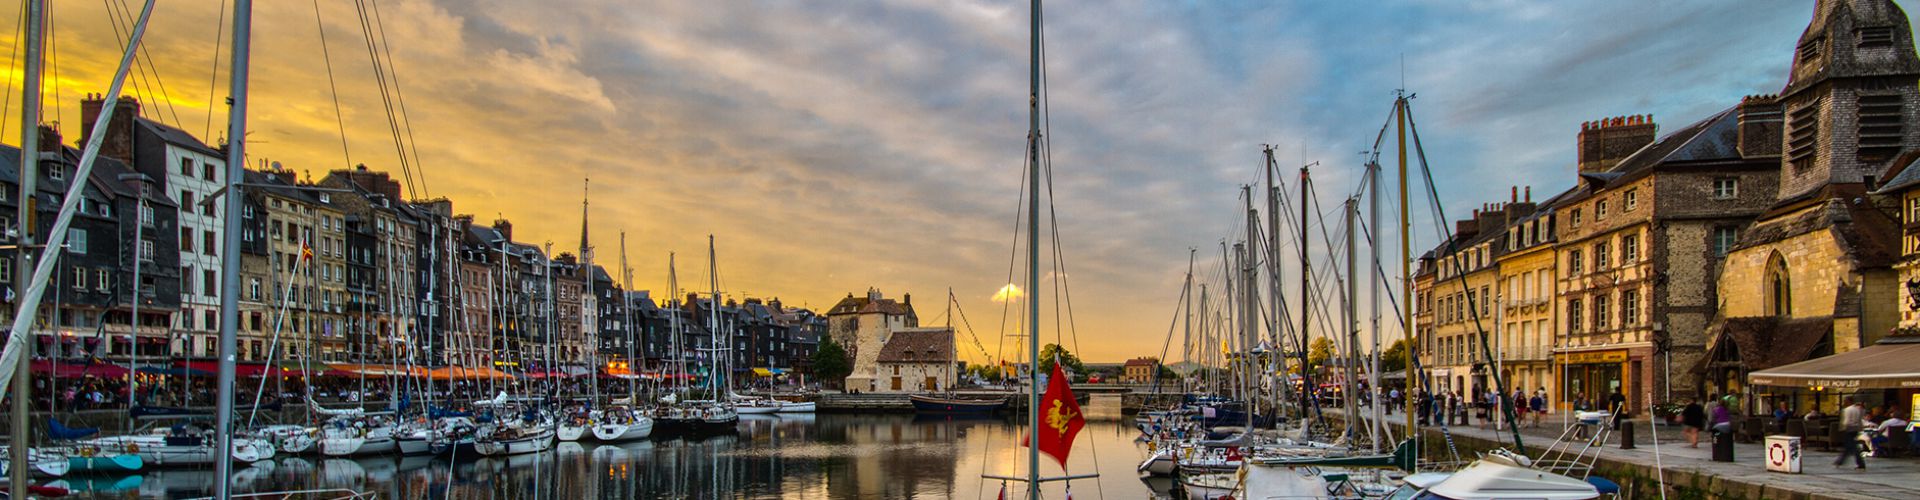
1776, 0, 1920, 200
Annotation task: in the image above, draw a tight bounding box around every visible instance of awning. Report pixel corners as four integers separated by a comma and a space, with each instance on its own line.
1748, 338, 1920, 390
324, 363, 425, 378
424, 366, 515, 380
31, 360, 129, 378
180, 361, 288, 378
770, 368, 786, 375
752, 368, 773, 376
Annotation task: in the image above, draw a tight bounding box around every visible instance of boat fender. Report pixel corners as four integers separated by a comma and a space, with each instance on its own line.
124, 443, 139, 454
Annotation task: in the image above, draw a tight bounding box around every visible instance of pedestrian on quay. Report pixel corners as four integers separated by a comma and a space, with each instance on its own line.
1835, 398, 1867, 469
1529, 389, 1547, 428
1683, 398, 1706, 448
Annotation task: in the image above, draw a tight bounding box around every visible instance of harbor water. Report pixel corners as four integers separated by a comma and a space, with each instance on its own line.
64, 413, 1161, 499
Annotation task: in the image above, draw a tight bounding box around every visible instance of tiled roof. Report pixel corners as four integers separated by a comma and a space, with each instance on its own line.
1707, 316, 1832, 372
876, 328, 954, 363
827, 295, 914, 316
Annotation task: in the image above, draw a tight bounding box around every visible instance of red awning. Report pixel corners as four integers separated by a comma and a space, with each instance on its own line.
179, 361, 287, 378
31, 360, 130, 378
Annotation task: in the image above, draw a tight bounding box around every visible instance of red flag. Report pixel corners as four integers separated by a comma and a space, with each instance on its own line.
1022, 361, 1085, 468
300, 240, 314, 262
996, 483, 1006, 500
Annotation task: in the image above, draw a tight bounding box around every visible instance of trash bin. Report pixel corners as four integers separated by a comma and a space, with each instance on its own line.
1765, 435, 1802, 473
1713, 430, 1735, 462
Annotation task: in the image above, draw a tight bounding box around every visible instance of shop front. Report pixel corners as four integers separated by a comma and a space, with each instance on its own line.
1557, 349, 1629, 412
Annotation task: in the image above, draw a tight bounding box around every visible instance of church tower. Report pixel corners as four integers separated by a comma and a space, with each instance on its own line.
1776, 0, 1920, 200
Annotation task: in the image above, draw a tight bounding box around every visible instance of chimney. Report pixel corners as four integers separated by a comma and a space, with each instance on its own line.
492, 219, 514, 242
36, 123, 61, 154
1455, 218, 1479, 237
79, 94, 141, 166
1525, 186, 1532, 202
770, 297, 783, 311
868, 288, 882, 302
1736, 94, 1783, 158
1511, 186, 1518, 203
903, 293, 912, 306
1577, 114, 1657, 173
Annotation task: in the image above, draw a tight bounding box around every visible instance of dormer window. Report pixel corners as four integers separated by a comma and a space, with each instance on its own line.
1798, 37, 1823, 62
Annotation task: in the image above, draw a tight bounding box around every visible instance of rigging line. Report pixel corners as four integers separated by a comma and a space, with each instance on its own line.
351, 0, 418, 199
993, 135, 1032, 393
109, 0, 183, 127
1354, 213, 1412, 338
97, 0, 158, 128
1149, 275, 1189, 392
948, 290, 992, 362
47, 0, 60, 127
201, 0, 228, 140
311, 0, 354, 170
367, 0, 429, 198
0, 0, 22, 140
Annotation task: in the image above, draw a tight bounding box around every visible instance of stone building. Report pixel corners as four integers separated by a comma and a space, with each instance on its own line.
827, 289, 918, 391
1121, 357, 1160, 384
321, 166, 420, 363
1418, 202, 1514, 396
1707, 0, 1917, 404
1494, 188, 1559, 399
237, 168, 349, 362
872, 327, 955, 393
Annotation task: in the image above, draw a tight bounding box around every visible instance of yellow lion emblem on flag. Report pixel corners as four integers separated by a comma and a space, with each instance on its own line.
1046, 399, 1078, 436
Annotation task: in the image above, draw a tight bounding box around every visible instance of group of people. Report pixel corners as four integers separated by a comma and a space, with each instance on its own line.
1678, 394, 1736, 448
1832, 398, 1914, 469
1402, 386, 1551, 428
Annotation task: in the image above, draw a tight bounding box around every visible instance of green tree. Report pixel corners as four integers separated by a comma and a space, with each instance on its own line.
1156, 364, 1179, 381
812, 337, 852, 388
966, 363, 1003, 381
1306, 336, 1335, 373
1381, 339, 1409, 373
1036, 343, 1085, 379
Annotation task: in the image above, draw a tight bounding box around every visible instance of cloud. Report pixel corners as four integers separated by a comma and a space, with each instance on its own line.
0, 0, 1871, 362
991, 284, 1023, 304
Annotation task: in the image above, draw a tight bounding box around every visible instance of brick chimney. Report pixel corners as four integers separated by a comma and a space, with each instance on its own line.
331, 164, 404, 200
36, 123, 62, 154
491, 219, 513, 242
79, 94, 140, 166
1577, 114, 1657, 174
1736, 94, 1783, 158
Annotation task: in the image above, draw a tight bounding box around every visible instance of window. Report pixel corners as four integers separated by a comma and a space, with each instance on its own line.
1860, 26, 1895, 48
97, 269, 110, 291
140, 239, 155, 262
1596, 199, 1608, 219
71, 267, 85, 290
202, 197, 216, 216
1594, 294, 1611, 328
181, 228, 195, 252
1568, 298, 1583, 333
179, 158, 193, 176
179, 191, 195, 213
249, 278, 261, 301
1571, 208, 1583, 226
203, 163, 217, 182
1594, 242, 1610, 269
48, 166, 62, 181
1622, 234, 1639, 263
1568, 249, 1584, 274
1858, 94, 1904, 162
1624, 189, 1638, 211
139, 204, 154, 227
1623, 289, 1640, 326
0, 259, 9, 282
1480, 285, 1490, 312
204, 269, 217, 296
1765, 253, 1792, 317
67, 228, 87, 254
205, 230, 218, 256
1713, 227, 1739, 256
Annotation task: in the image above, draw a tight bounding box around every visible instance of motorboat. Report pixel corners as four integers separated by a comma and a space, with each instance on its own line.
473, 412, 555, 456
734, 399, 781, 415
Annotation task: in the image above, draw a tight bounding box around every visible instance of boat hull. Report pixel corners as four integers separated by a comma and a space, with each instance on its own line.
909, 395, 1008, 413
556, 424, 588, 442
776, 401, 816, 413
67, 453, 143, 474
591, 419, 654, 442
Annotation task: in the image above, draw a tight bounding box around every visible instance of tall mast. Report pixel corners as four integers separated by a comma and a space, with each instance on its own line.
620, 232, 636, 402
1241, 186, 1257, 410
1297, 166, 1313, 423
1182, 249, 1194, 393
1024, 0, 1044, 494
708, 235, 721, 401
1368, 159, 1385, 450
8, 0, 42, 493
1397, 97, 1417, 445
669, 253, 683, 394
581, 178, 597, 402
214, 0, 254, 496
1264, 147, 1282, 415
1344, 196, 1362, 446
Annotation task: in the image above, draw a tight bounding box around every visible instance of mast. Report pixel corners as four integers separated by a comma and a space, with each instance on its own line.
1344, 196, 1361, 445
215, 0, 253, 495
1264, 147, 1282, 417
1297, 166, 1313, 423
581, 178, 597, 403
1397, 97, 1417, 446
1241, 186, 1257, 412
620, 233, 636, 402
1024, 0, 1043, 494
669, 253, 682, 396
1367, 160, 1385, 450
708, 235, 721, 401
8, 0, 42, 492
1182, 249, 1194, 394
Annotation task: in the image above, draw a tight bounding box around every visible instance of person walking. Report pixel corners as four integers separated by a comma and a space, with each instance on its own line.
1683, 398, 1707, 448
1529, 390, 1547, 428
1836, 398, 1867, 469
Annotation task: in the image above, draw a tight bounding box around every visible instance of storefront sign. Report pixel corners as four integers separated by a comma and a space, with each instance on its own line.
1560, 350, 1627, 364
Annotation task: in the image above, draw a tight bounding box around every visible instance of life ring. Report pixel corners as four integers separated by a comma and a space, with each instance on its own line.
125, 443, 139, 453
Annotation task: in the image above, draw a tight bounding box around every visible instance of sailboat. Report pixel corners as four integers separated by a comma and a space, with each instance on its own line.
589, 234, 656, 442
693, 236, 739, 432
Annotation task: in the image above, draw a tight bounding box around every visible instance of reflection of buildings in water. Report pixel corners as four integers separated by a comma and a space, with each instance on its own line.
827, 413, 964, 499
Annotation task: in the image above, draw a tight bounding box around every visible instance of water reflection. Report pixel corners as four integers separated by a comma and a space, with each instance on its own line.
66, 413, 1153, 499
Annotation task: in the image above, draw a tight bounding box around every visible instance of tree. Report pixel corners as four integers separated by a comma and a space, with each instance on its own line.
1036, 343, 1085, 379
1156, 365, 1179, 381
965, 363, 1003, 381
812, 337, 852, 388
1381, 339, 1409, 373
1306, 336, 1335, 373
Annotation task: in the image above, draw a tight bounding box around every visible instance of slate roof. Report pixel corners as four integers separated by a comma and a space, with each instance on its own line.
1706, 316, 1833, 372
875, 328, 954, 363
1733, 184, 1900, 268
1872, 153, 1920, 194
136, 118, 220, 156
828, 294, 914, 316
1606, 107, 1741, 177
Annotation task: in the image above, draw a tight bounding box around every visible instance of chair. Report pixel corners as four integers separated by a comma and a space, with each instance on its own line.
1786, 419, 1806, 437
1743, 419, 1766, 443
1884, 428, 1911, 458
1805, 421, 1833, 451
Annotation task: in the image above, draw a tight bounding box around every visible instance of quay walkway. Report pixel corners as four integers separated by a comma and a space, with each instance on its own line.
1328, 408, 1920, 500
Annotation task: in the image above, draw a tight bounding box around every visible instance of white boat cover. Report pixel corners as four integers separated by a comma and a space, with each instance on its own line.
1426, 459, 1599, 500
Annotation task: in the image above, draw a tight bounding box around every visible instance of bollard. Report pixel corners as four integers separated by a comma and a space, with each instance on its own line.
1713, 429, 1735, 462
1620, 421, 1636, 449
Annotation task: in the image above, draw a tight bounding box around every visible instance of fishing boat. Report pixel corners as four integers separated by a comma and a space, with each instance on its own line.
589, 406, 653, 442
909, 394, 1009, 413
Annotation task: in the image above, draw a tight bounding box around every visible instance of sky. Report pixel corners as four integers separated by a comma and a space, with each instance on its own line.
0, 0, 1892, 363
